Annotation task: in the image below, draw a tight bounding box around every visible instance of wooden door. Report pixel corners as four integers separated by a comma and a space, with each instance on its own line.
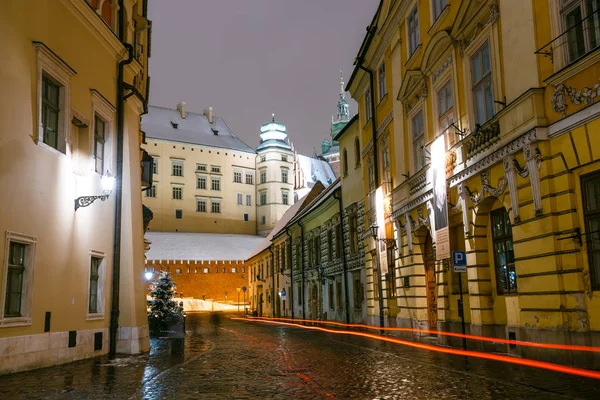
424, 234, 438, 330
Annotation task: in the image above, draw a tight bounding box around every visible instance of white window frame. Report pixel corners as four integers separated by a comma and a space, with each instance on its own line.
211, 199, 222, 214
1, 231, 37, 327
171, 159, 184, 177
146, 183, 157, 198
172, 185, 183, 200
246, 194, 252, 206
197, 174, 207, 190
234, 170, 242, 183
34, 42, 75, 157
91, 90, 115, 176
407, 5, 420, 57
282, 190, 289, 205
409, 108, 426, 172
237, 193, 243, 205
152, 156, 159, 175
559, 0, 600, 65
87, 250, 106, 320
260, 190, 267, 206
246, 173, 254, 185
211, 176, 221, 191
211, 165, 221, 173
281, 168, 289, 184
260, 169, 267, 184
196, 197, 207, 212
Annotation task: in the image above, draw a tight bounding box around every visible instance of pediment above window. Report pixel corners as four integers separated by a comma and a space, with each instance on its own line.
397, 70, 425, 104
422, 31, 454, 76
451, 0, 499, 41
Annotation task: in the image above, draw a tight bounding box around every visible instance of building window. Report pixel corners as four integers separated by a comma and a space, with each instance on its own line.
203, 268, 209, 273
146, 184, 157, 198
327, 229, 334, 262
244, 213, 249, 222
336, 280, 342, 308
211, 200, 221, 214
353, 274, 362, 309
211, 166, 221, 173
172, 160, 183, 177
342, 149, 349, 176
386, 246, 396, 299
364, 87, 372, 122
408, 5, 420, 56
282, 190, 289, 205
282, 155, 288, 162
349, 214, 359, 253
335, 224, 342, 259
172, 186, 182, 200
380, 144, 391, 185
261, 215, 266, 225
260, 169, 267, 184
432, 0, 448, 21
175, 268, 181, 274
354, 138, 361, 166
2, 232, 37, 325
175, 209, 183, 219
246, 194, 252, 206
197, 175, 207, 190
367, 152, 376, 193
88, 256, 103, 314
197, 198, 207, 212
377, 62, 387, 101
437, 80, 455, 147
211, 177, 221, 191
471, 41, 495, 126
237, 193, 243, 205
260, 191, 267, 205
197, 164, 207, 171
260, 155, 266, 162
246, 173, 253, 184
411, 110, 425, 171
152, 157, 159, 174
329, 282, 334, 310
234, 171, 242, 183
281, 168, 288, 184
232, 267, 237, 273
582, 172, 600, 288
94, 115, 106, 174
41, 75, 61, 150
491, 208, 517, 294
561, 0, 600, 63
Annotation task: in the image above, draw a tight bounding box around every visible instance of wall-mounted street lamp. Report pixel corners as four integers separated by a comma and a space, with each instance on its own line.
144, 271, 153, 281
370, 223, 397, 249
370, 223, 396, 334
74, 172, 115, 211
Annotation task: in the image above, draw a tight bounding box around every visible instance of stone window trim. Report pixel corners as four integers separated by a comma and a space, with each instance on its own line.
581, 171, 600, 289
34, 42, 76, 157
354, 138, 361, 167
152, 156, 159, 175
433, 76, 456, 149
91, 89, 116, 176
171, 158, 184, 177
211, 199, 221, 214
237, 192, 243, 205
460, 26, 502, 134
1, 231, 38, 328
86, 250, 107, 321
407, 5, 420, 57
364, 87, 372, 124
408, 106, 426, 173
172, 185, 183, 200
196, 197, 207, 213
234, 170, 242, 183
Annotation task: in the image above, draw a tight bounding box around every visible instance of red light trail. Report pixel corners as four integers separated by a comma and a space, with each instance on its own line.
233, 317, 600, 380
244, 316, 600, 353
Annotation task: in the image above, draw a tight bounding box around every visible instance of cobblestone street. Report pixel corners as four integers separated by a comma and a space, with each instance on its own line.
0, 313, 598, 399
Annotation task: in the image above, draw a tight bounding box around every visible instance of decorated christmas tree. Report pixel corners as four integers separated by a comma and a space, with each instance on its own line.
148, 271, 183, 332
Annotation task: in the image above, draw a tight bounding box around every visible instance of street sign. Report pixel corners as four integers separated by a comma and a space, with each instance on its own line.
280, 288, 286, 301
452, 251, 467, 273
241, 286, 247, 292
236, 287, 241, 293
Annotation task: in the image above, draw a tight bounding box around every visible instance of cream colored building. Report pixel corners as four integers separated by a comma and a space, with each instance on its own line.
142, 104, 257, 235
0, 0, 151, 374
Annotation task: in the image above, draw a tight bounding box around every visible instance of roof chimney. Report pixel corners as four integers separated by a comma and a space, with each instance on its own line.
203, 106, 213, 124
176, 101, 186, 119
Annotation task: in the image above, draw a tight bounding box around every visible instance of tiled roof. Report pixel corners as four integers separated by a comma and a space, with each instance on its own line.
142, 105, 255, 153
145, 232, 263, 261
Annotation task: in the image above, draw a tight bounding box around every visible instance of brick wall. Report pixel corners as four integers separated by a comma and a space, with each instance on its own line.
146, 260, 249, 302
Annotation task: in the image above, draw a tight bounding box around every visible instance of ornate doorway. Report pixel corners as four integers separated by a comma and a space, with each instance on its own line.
424, 233, 438, 330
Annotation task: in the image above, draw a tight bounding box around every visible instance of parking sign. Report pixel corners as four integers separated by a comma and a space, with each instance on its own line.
452, 251, 467, 273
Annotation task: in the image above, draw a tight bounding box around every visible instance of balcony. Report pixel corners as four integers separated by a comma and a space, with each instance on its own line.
464, 119, 500, 160
407, 166, 429, 196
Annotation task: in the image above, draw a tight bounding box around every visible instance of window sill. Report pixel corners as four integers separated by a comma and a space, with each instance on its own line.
36, 139, 67, 158
404, 45, 423, 69
0, 317, 32, 328
427, 6, 450, 36
86, 313, 105, 321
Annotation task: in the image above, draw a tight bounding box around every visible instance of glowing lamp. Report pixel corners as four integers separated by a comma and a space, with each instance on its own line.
101, 174, 115, 193
370, 223, 379, 240
144, 271, 153, 281
74, 171, 115, 211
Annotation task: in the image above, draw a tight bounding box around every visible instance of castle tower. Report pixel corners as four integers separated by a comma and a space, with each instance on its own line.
319, 70, 350, 177
256, 114, 295, 237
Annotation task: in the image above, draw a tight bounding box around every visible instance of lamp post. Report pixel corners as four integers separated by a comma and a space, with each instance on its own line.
236, 287, 241, 313
75, 172, 116, 210
370, 223, 397, 334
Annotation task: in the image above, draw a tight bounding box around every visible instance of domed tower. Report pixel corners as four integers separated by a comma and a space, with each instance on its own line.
256, 114, 295, 237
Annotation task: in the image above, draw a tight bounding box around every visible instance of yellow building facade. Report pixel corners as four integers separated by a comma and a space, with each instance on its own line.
0, 0, 152, 374
342, 0, 600, 367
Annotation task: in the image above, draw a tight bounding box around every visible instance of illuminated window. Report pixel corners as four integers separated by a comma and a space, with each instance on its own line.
94, 115, 106, 174
491, 208, 517, 294
41, 75, 61, 151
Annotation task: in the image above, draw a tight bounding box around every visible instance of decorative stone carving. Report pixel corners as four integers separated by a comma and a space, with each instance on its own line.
409, 168, 429, 195
421, 82, 428, 99
459, 1, 500, 57
432, 56, 453, 83
503, 155, 520, 223
552, 81, 600, 117
524, 141, 543, 216
466, 120, 501, 159
489, 0, 500, 25
465, 170, 507, 206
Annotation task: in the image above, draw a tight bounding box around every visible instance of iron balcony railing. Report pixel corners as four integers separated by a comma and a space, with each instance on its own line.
535, 7, 600, 65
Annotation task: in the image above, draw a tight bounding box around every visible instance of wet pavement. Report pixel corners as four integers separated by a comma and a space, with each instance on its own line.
0, 312, 598, 399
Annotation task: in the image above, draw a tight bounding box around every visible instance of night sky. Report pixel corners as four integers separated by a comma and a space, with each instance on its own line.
147, 0, 379, 155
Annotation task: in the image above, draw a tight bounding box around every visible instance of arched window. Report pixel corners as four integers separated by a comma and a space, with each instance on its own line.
342, 149, 349, 176
354, 138, 361, 166
491, 208, 516, 294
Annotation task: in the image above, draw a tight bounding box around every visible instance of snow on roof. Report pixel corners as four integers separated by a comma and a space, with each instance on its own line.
142, 106, 255, 153
145, 232, 264, 261
296, 154, 336, 186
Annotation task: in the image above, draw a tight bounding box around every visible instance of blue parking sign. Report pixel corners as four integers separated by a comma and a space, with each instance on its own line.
452, 251, 466, 266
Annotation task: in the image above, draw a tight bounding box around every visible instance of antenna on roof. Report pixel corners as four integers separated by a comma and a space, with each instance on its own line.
272, 113, 275, 122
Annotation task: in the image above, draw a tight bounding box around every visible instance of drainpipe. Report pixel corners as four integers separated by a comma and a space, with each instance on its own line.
358, 61, 379, 186
286, 227, 294, 319
298, 219, 306, 320
334, 189, 350, 324
110, 0, 134, 357
268, 245, 275, 317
